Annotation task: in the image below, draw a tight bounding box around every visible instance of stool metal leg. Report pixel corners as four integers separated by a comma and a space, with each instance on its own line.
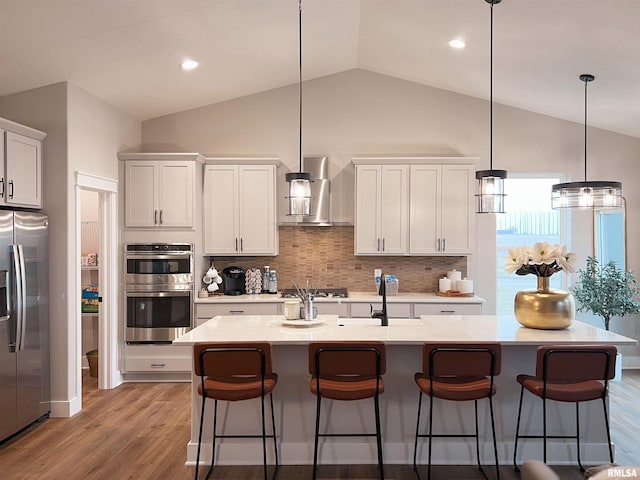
576, 402, 584, 472
270, 393, 279, 477
374, 393, 385, 480
488, 395, 500, 480
195, 395, 207, 480
513, 385, 525, 473
542, 397, 547, 464
413, 391, 423, 478
313, 395, 322, 480
261, 394, 268, 480
427, 394, 434, 480
602, 396, 614, 464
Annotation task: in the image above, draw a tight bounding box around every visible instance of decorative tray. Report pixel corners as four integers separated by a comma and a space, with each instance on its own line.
436, 291, 474, 297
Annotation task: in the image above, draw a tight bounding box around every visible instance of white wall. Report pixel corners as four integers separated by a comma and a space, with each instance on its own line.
1, 81, 141, 416
142, 68, 640, 364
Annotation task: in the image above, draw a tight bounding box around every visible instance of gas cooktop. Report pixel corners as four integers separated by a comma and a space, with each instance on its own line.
280, 288, 348, 299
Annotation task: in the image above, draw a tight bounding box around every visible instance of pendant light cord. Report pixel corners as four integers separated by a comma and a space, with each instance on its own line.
298, 0, 303, 173
584, 77, 588, 182
489, 0, 494, 171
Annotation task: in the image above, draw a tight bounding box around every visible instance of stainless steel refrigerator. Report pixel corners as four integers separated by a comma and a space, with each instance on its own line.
0, 210, 49, 442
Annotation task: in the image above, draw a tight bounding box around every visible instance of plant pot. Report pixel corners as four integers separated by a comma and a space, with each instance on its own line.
514, 276, 575, 330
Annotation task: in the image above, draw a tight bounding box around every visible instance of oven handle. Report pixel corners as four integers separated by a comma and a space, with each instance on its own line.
125, 253, 193, 260
125, 290, 192, 298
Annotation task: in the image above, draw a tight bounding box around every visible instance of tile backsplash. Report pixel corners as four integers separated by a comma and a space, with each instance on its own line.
209, 226, 467, 294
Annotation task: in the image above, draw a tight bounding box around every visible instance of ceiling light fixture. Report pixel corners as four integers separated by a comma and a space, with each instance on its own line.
475, 0, 507, 214
181, 59, 199, 71
449, 39, 465, 49
285, 0, 312, 216
551, 74, 623, 209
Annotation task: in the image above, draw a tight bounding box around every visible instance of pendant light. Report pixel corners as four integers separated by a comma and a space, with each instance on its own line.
285, 0, 312, 216
551, 74, 623, 209
475, 0, 507, 214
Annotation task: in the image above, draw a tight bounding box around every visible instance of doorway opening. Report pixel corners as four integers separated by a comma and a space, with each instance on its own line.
75, 172, 121, 411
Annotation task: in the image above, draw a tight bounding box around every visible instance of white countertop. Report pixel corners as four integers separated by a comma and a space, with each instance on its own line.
195, 292, 485, 304
174, 314, 636, 347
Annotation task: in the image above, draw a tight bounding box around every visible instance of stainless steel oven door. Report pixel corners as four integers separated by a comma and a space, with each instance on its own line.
125, 289, 193, 344
125, 253, 194, 286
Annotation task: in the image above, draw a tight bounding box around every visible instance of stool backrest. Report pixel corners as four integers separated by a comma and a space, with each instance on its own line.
536, 344, 617, 381
194, 342, 273, 377
308, 342, 386, 377
422, 342, 502, 377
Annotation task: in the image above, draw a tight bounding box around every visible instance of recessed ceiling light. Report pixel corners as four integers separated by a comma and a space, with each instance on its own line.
448, 39, 465, 49
181, 59, 199, 71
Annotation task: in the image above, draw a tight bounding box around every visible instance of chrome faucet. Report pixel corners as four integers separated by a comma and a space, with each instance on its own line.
370, 273, 389, 326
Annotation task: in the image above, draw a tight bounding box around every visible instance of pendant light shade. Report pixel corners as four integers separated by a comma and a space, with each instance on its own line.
286, 0, 312, 216
551, 74, 623, 209
476, 0, 507, 214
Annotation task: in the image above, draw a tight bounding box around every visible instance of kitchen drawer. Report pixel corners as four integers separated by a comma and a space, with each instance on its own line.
350, 302, 412, 318
196, 302, 281, 319
124, 345, 191, 372
414, 303, 483, 316
316, 302, 349, 317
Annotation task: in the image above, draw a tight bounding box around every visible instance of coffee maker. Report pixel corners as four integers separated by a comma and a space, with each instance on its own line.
222, 266, 245, 295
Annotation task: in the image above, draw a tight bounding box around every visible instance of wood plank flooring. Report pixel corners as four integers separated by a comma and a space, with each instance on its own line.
0, 370, 638, 479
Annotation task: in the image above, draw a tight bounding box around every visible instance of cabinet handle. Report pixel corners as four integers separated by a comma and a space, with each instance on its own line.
0, 178, 4, 198
240, 238, 243, 252
154, 210, 158, 224
377, 238, 381, 252
440, 310, 456, 314
229, 310, 245, 314
159, 210, 163, 225
382, 238, 385, 251
437, 238, 441, 252
150, 363, 166, 368
9, 180, 14, 199
235, 238, 238, 251
442, 238, 446, 252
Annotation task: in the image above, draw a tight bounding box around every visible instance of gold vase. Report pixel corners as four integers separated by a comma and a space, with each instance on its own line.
514, 276, 575, 330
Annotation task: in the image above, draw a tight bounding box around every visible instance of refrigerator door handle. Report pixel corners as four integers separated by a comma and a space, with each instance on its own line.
17, 245, 26, 352
11, 244, 25, 352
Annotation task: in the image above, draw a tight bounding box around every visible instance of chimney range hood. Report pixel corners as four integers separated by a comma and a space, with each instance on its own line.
290, 155, 331, 226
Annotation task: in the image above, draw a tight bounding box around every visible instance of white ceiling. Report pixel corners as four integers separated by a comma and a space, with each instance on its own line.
2, 0, 640, 138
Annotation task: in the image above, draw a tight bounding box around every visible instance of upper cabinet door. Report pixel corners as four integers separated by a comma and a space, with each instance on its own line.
440, 165, 473, 254
238, 165, 277, 255
380, 165, 408, 254
125, 162, 158, 227
409, 165, 440, 254
157, 162, 194, 228
203, 165, 238, 255
4, 132, 43, 209
354, 164, 408, 255
355, 165, 381, 254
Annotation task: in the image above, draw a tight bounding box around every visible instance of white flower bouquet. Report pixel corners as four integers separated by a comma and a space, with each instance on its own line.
504, 242, 576, 278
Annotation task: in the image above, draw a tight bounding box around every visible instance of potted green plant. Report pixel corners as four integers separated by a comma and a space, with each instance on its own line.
571, 256, 640, 331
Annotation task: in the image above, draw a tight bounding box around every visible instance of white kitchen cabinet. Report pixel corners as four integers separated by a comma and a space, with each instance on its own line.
195, 302, 281, 325
414, 302, 483, 316
409, 164, 474, 255
119, 153, 202, 229
123, 344, 191, 373
0, 118, 47, 209
203, 162, 278, 255
355, 164, 408, 255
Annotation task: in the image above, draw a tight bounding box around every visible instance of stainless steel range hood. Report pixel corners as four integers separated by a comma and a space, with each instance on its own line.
300, 155, 331, 226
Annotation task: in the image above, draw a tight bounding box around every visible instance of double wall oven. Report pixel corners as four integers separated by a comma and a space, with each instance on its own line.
124, 243, 194, 344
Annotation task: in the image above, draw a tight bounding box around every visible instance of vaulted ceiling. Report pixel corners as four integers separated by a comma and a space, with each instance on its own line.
2, 0, 640, 138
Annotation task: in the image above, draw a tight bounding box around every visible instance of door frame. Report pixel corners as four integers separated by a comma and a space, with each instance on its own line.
75, 172, 121, 395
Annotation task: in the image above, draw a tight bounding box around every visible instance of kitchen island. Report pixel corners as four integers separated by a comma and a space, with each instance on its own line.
173, 315, 635, 467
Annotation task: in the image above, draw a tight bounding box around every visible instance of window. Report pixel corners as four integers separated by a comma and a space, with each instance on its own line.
496, 177, 563, 316
595, 208, 626, 269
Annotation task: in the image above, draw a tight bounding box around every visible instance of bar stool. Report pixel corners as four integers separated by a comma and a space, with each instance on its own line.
413, 342, 502, 480
513, 344, 617, 473
193, 342, 279, 480
308, 341, 386, 480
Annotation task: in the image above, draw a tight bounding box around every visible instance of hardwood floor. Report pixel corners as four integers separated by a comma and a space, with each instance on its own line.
0, 370, 638, 479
